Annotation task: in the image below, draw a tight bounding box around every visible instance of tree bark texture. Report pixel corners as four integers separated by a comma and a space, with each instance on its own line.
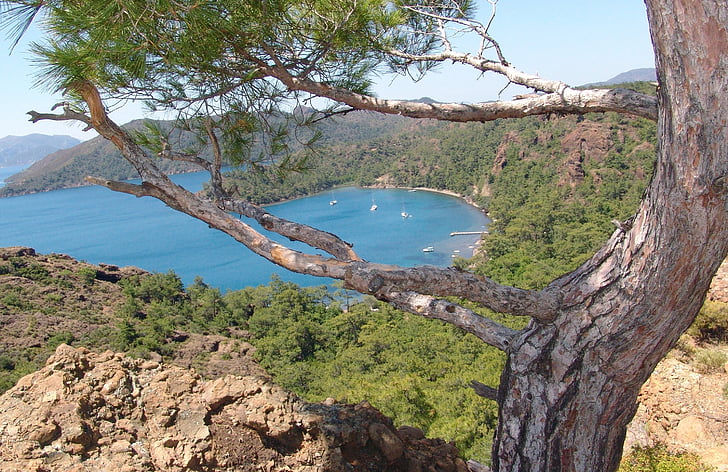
490, 1, 728, 470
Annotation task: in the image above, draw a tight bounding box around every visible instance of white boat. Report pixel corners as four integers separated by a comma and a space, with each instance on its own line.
330, 200, 337, 206
401, 211, 410, 218
370, 204, 378, 211
422, 246, 434, 252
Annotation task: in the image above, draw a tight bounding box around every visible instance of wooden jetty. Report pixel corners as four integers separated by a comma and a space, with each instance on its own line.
450, 231, 489, 236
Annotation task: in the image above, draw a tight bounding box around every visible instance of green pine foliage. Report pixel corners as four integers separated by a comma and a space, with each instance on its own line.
0, 268, 510, 463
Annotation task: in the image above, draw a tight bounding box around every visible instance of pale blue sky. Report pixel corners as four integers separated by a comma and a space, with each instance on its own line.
0, 0, 655, 142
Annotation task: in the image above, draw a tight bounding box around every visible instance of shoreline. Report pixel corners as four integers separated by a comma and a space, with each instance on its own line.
267, 183, 489, 259
360, 184, 489, 259
361, 184, 486, 212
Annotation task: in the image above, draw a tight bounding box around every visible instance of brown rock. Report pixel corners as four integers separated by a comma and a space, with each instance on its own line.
701, 446, 728, 472
0, 345, 465, 472
673, 415, 711, 445
27, 422, 60, 446
369, 422, 404, 462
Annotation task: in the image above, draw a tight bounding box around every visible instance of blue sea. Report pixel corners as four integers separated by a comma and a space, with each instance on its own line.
0, 165, 29, 187
0, 172, 489, 290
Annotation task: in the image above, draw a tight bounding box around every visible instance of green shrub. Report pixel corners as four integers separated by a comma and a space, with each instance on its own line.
47, 331, 76, 348
77, 267, 98, 286
2, 292, 30, 310
13, 262, 51, 283
693, 348, 728, 374
688, 300, 728, 343
0, 356, 16, 371
619, 444, 715, 472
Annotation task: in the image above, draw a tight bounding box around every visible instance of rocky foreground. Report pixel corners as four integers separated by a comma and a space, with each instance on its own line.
1, 249, 727, 471
0, 344, 468, 472
2, 346, 726, 472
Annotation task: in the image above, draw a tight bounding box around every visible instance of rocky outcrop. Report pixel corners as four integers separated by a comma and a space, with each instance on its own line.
625, 356, 728, 471
709, 260, 728, 303
0, 345, 468, 472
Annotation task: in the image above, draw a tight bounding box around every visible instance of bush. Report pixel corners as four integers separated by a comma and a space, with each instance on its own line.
77, 267, 98, 286
689, 300, 728, 343
13, 262, 51, 283
693, 348, 728, 374
619, 444, 715, 472
0, 356, 16, 371
47, 331, 76, 349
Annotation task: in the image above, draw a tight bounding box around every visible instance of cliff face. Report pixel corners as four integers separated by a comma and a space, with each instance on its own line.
0, 344, 467, 472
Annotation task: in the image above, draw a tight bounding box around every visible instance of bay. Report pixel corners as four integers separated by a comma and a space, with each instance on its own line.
0, 172, 489, 290
0, 165, 30, 187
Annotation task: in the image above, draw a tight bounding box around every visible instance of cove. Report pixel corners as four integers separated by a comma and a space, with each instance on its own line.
0, 172, 489, 290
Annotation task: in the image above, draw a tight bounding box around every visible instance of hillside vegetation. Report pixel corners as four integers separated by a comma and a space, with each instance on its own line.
3, 82, 725, 469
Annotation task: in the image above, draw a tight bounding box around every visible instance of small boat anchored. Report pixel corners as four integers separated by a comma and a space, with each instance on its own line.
329, 200, 338, 206
422, 246, 434, 253
370, 204, 378, 211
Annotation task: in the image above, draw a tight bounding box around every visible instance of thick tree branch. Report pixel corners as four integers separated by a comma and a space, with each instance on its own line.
88, 167, 528, 347
345, 263, 561, 321
379, 291, 518, 350
220, 198, 361, 262
64, 80, 539, 353
264, 65, 658, 122
27, 102, 93, 130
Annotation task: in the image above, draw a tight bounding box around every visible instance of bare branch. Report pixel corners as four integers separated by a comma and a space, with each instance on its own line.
202, 118, 226, 198
379, 291, 518, 350
470, 380, 499, 400
402, 2, 508, 64
27, 102, 93, 130
85, 176, 169, 202
220, 198, 361, 262
264, 65, 658, 121
72, 79, 549, 354
158, 143, 213, 171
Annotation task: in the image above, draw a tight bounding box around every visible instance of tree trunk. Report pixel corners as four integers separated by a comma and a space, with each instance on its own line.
490, 1, 728, 470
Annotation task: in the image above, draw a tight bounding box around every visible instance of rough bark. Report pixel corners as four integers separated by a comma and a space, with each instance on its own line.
490, 1, 728, 470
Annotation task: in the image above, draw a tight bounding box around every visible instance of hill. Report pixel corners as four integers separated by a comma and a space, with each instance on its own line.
585, 68, 656, 86
0, 75, 654, 198
0, 134, 80, 167
0, 247, 725, 471
0, 121, 204, 196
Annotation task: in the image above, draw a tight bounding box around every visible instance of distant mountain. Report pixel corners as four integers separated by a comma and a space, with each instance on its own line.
0, 120, 204, 196
0, 113, 417, 197
587, 68, 657, 87
0, 134, 80, 167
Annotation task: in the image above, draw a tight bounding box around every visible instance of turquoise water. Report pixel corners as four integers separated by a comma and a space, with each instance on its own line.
0, 172, 489, 290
